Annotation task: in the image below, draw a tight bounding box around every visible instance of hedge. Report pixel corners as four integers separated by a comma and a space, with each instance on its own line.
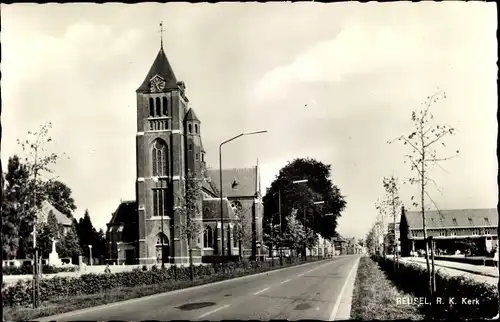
3, 265, 78, 276
373, 256, 498, 319
3, 256, 321, 307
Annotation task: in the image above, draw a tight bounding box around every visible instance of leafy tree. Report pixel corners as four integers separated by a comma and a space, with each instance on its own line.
233, 203, 254, 259
36, 211, 60, 258
77, 210, 97, 251
175, 171, 203, 280
388, 90, 459, 299
282, 211, 306, 257
2, 155, 34, 259
43, 180, 77, 217
263, 158, 346, 244
58, 223, 82, 259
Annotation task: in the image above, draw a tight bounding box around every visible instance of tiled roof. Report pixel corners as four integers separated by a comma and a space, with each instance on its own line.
206, 167, 258, 198
185, 108, 199, 122
37, 200, 72, 226
109, 201, 138, 225
202, 198, 235, 220
405, 208, 498, 230
201, 180, 218, 198
136, 48, 178, 93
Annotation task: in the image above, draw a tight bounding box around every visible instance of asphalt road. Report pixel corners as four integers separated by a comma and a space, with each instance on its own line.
39, 255, 360, 321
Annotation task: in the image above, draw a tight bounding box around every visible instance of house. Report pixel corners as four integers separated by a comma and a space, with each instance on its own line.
400, 206, 498, 257
37, 200, 73, 235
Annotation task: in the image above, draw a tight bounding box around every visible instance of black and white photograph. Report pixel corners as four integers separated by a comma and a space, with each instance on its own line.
1, 2, 498, 321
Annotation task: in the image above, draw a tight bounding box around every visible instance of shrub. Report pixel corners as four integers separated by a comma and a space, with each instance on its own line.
3, 256, 326, 308
2, 265, 78, 275
373, 256, 498, 319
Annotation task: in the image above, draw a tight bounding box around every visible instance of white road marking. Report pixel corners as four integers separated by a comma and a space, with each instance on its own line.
280, 279, 291, 284
329, 257, 360, 321
197, 304, 231, 319
298, 273, 305, 277
253, 287, 270, 295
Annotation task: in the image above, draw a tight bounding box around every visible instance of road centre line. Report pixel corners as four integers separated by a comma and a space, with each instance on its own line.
280, 279, 291, 284
197, 304, 231, 319
253, 287, 271, 295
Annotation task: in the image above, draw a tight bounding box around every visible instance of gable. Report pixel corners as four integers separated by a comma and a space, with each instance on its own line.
38, 200, 72, 226
108, 201, 138, 227
205, 167, 258, 198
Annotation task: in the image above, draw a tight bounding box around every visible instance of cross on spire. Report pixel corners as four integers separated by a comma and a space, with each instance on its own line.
159, 21, 165, 49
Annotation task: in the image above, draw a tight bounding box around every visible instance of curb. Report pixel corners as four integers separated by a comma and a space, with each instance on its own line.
405, 259, 498, 279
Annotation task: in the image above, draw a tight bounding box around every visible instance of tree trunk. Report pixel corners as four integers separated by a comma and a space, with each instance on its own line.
421, 144, 432, 298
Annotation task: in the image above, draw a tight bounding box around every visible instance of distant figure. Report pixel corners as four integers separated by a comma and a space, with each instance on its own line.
494, 249, 499, 268
104, 264, 111, 274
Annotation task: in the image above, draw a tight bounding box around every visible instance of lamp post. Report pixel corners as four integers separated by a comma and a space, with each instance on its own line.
219, 130, 267, 257
89, 245, 93, 266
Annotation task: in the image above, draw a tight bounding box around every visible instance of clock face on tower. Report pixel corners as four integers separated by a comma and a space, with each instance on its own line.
150, 75, 166, 93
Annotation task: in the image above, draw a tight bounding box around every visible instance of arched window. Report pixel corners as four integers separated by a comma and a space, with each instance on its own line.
201, 153, 205, 162
162, 97, 168, 115
152, 140, 168, 177
156, 233, 168, 245
155, 97, 161, 116
149, 98, 155, 117
188, 144, 192, 151
195, 124, 198, 133
153, 188, 167, 217
204, 226, 213, 248
195, 153, 199, 161
188, 124, 192, 133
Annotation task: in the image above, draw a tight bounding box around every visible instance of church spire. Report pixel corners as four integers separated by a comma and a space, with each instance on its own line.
159, 21, 165, 50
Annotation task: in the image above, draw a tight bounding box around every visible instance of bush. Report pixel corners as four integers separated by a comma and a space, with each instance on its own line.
2, 256, 326, 308
373, 255, 498, 319
2, 265, 78, 275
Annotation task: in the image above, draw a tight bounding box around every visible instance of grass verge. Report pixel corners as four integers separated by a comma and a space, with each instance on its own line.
350, 257, 425, 320
3, 258, 324, 321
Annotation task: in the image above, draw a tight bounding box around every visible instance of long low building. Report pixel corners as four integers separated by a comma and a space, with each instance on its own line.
400, 207, 498, 257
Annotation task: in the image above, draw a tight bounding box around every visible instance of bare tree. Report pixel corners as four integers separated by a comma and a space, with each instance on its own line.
374, 198, 388, 257
233, 203, 253, 259
174, 171, 203, 281
388, 90, 459, 299
379, 176, 402, 271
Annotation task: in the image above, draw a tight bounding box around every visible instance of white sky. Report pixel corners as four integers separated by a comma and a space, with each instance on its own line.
1, 3, 497, 239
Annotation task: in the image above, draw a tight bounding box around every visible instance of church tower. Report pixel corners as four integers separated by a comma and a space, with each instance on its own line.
135, 35, 190, 264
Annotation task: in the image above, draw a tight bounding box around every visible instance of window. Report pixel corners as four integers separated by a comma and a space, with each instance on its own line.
451, 231, 457, 236
149, 98, 155, 117
195, 124, 198, 133
452, 218, 457, 225
485, 217, 490, 224
188, 124, 192, 133
468, 218, 473, 225
156, 233, 168, 245
152, 140, 168, 177
204, 226, 213, 248
189, 144, 192, 151
153, 189, 167, 217
201, 153, 205, 162
156, 97, 161, 116
162, 97, 168, 115
195, 153, 199, 161
233, 230, 238, 247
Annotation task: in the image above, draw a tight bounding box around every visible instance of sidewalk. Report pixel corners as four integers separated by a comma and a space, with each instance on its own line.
399, 257, 497, 286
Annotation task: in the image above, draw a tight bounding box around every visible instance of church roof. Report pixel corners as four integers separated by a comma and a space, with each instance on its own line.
206, 167, 259, 198
202, 198, 235, 220
37, 200, 72, 226
108, 200, 138, 226
185, 108, 200, 122
136, 47, 178, 93
404, 208, 497, 230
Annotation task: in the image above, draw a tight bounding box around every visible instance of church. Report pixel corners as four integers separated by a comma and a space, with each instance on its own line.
105, 40, 264, 265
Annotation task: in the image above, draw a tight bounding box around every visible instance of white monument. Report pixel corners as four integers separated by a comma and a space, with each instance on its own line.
49, 238, 62, 267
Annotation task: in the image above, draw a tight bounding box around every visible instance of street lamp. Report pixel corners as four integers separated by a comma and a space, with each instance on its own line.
152, 176, 166, 268
219, 130, 267, 257
89, 245, 93, 266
